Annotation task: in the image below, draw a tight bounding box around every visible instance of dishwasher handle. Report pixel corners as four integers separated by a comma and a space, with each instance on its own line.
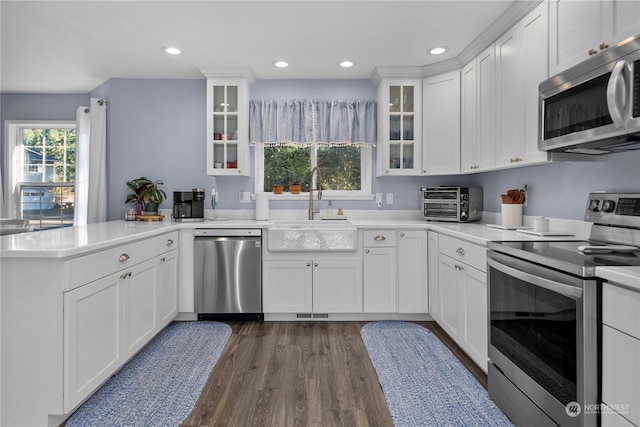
194, 228, 262, 237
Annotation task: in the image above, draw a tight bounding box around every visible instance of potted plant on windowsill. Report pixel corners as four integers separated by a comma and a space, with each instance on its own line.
289, 179, 301, 194
125, 177, 166, 215
272, 183, 284, 194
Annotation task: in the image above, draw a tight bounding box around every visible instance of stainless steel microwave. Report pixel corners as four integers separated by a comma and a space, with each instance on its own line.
421, 186, 483, 222
539, 33, 640, 155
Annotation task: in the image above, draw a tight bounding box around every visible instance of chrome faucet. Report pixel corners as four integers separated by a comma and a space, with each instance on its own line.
308, 167, 323, 220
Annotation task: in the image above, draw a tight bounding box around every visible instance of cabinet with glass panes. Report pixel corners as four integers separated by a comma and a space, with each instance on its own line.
376, 78, 422, 176
203, 71, 254, 176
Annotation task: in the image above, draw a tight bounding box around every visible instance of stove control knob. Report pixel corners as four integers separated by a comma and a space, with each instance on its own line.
588, 199, 600, 212
602, 200, 615, 212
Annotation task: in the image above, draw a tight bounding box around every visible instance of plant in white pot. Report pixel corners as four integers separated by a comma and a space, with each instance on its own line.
125, 177, 166, 215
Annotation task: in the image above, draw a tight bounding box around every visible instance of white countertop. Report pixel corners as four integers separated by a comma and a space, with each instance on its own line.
0, 215, 591, 259
596, 267, 640, 292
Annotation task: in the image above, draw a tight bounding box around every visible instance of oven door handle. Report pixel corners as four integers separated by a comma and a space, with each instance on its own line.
488, 257, 582, 299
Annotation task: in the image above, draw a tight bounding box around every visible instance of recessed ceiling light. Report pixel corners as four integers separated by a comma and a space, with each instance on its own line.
428, 46, 448, 55
272, 60, 289, 68
339, 60, 355, 68
162, 46, 182, 55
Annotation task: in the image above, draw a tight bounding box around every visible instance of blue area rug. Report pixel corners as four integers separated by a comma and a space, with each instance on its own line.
361, 321, 513, 427
67, 321, 232, 427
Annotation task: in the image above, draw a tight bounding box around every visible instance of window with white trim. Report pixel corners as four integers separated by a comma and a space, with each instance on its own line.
4, 121, 76, 230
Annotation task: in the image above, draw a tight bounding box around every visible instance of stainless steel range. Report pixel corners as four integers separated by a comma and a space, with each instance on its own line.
487, 193, 640, 427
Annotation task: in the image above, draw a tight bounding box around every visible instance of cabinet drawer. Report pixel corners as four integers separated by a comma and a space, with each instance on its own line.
158, 231, 179, 254
603, 283, 640, 339
363, 230, 396, 247
439, 234, 486, 272
66, 237, 158, 291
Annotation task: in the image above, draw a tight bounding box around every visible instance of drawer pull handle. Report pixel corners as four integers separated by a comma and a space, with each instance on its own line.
455, 265, 464, 271
160, 257, 166, 262
374, 235, 386, 241
119, 254, 130, 262
456, 248, 465, 255
120, 271, 132, 279
166, 239, 174, 246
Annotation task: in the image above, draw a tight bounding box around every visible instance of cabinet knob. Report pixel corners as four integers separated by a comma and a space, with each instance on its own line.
307, 262, 311, 267
385, 170, 390, 174
399, 232, 405, 237
456, 247, 465, 255
588, 48, 598, 56
119, 253, 130, 262
365, 249, 370, 254
314, 262, 319, 267
374, 235, 386, 241
166, 239, 174, 246
599, 42, 609, 50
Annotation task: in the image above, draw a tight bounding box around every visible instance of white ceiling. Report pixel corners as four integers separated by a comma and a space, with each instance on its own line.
1, 0, 519, 94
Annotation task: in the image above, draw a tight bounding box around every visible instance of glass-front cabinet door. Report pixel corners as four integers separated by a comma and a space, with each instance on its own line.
377, 79, 422, 176
205, 77, 251, 176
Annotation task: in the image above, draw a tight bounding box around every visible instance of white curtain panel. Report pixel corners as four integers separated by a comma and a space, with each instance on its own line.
74, 98, 107, 225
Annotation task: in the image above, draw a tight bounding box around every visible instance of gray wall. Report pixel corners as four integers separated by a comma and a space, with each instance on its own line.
2, 80, 640, 221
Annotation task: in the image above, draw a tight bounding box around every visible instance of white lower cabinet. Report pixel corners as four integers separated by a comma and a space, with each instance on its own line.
64, 257, 158, 412
363, 247, 397, 312
362, 230, 428, 314
122, 258, 158, 357
263, 259, 362, 314
601, 282, 640, 426
398, 231, 428, 313
64, 273, 121, 413
157, 248, 179, 328
434, 233, 488, 371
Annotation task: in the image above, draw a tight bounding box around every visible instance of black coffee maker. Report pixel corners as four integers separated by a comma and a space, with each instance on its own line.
173, 189, 205, 221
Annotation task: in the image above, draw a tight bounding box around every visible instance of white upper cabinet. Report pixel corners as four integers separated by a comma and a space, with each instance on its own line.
461, 45, 496, 173
550, 0, 640, 76
422, 70, 461, 175
202, 68, 255, 176
496, 2, 549, 168
376, 78, 423, 176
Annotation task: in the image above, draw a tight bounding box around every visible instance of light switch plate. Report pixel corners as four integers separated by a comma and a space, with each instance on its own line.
386, 193, 394, 204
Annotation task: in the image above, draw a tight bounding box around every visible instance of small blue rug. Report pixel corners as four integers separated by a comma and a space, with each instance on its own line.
361, 321, 513, 427
67, 321, 232, 427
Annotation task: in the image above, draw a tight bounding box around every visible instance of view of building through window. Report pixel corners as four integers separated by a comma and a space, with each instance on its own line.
20, 127, 76, 230
263, 145, 362, 193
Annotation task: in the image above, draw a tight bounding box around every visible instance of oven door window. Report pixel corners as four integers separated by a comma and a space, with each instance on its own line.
490, 266, 577, 405
425, 202, 458, 219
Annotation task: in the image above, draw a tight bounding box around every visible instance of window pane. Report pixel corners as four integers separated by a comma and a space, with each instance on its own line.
264, 146, 311, 192
317, 146, 361, 191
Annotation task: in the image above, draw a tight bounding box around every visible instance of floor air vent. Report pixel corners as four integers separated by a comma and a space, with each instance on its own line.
296, 313, 312, 319
313, 313, 329, 319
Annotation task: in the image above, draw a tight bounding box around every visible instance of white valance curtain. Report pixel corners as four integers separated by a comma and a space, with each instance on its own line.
74, 98, 107, 225
249, 99, 376, 146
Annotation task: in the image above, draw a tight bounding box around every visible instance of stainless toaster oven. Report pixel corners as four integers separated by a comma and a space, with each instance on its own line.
421, 186, 483, 222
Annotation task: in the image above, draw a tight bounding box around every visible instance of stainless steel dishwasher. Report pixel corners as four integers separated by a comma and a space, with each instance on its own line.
193, 229, 263, 321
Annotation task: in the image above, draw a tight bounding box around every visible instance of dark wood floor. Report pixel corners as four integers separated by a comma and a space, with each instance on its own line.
182, 321, 487, 427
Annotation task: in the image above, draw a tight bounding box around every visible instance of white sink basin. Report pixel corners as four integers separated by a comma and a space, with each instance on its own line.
268, 220, 357, 252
